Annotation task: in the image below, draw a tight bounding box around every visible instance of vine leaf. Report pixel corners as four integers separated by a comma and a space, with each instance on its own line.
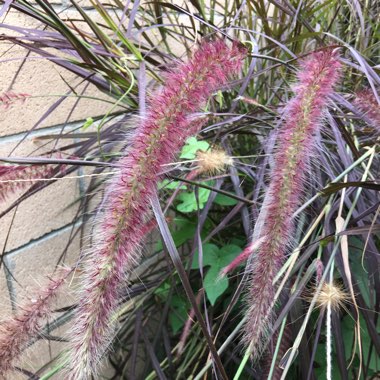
192, 244, 242, 305
180, 137, 209, 159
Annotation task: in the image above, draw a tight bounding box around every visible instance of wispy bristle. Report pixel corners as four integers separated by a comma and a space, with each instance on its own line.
315, 281, 349, 311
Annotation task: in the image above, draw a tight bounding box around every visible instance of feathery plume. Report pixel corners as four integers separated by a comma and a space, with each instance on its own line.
0, 163, 58, 203
0, 269, 71, 375
353, 88, 380, 133
244, 49, 341, 356
0, 92, 30, 109
68, 39, 246, 379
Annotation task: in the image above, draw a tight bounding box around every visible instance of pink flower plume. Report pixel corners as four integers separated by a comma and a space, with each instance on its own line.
0, 92, 30, 109
353, 88, 380, 133
244, 49, 341, 356
67, 39, 246, 379
0, 163, 58, 203
0, 268, 71, 375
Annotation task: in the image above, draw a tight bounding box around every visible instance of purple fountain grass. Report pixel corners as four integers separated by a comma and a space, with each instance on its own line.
0, 268, 71, 375
244, 49, 341, 356
0, 92, 30, 109
353, 88, 380, 133
0, 163, 58, 203
67, 39, 246, 379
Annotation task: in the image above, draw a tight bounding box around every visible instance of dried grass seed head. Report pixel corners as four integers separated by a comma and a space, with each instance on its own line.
196, 148, 233, 174
315, 281, 349, 311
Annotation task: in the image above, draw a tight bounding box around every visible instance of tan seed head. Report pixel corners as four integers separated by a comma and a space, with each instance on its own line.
196, 149, 233, 174
315, 282, 348, 311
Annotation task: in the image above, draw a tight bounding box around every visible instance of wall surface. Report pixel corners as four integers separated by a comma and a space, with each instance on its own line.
0, 2, 117, 378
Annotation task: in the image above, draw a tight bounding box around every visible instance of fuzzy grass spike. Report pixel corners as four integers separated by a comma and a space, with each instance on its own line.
0, 269, 70, 375
354, 88, 380, 133
244, 49, 341, 357
68, 39, 245, 379
0, 164, 57, 203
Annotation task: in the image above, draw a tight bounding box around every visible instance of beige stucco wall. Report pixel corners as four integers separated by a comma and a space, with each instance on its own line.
0, 3, 117, 378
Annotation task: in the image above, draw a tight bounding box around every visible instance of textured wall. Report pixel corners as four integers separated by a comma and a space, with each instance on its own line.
0, 2, 116, 378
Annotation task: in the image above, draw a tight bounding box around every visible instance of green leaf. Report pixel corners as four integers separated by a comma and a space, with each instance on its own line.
218, 245, 242, 266
155, 219, 196, 251
361, 320, 380, 371
316, 314, 380, 377
342, 314, 380, 372
348, 237, 371, 305
81, 117, 94, 130
229, 237, 245, 247
342, 316, 355, 360
192, 244, 242, 304
214, 193, 238, 206
204, 267, 228, 305
192, 243, 219, 269
180, 136, 209, 159
314, 342, 342, 380
169, 295, 189, 334
155, 284, 189, 334
176, 186, 211, 213
158, 179, 187, 190
154, 281, 171, 300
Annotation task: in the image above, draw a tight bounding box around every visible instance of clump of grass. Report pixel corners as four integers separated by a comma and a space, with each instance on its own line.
0, 1, 378, 378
